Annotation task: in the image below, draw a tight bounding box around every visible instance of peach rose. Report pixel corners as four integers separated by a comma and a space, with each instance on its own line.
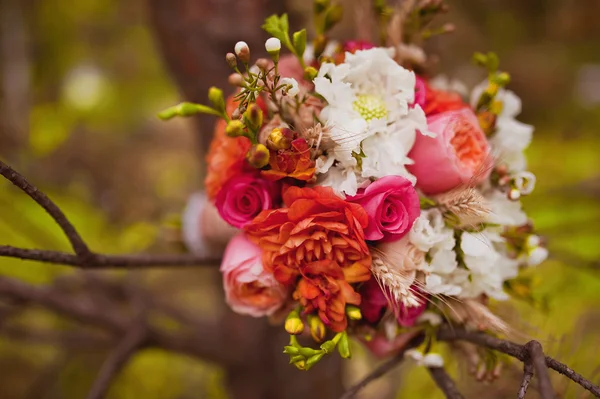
407, 108, 491, 195
220, 233, 288, 317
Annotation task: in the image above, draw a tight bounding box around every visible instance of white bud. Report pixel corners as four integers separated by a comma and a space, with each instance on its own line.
265, 37, 281, 52
526, 234, 541, 248
280, 77, 299, 97
528, 247, 548, 266
508, 188, 521, 201
405, 349, 424, 362
513, 171, 536, 195
423, 353, 445, 368
234, 41, 249, 56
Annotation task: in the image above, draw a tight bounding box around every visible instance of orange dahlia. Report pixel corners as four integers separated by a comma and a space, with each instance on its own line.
244, 186, 372, 286
294, 259, 362, 332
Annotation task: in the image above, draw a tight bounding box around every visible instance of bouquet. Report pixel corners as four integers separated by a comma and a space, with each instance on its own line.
161, 0, 548, 371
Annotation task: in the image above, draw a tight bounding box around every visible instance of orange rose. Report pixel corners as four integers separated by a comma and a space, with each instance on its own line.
294, 260, 362, 332
245, 186, 372, 286
261, 138, 316, 182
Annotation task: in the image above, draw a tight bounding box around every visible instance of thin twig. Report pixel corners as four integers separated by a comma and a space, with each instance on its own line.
427, 367, 465, 399
0, 159, 92, 259
340, 339, 420, 399
85, 326, 147, 399
438, 328, 600, 398
0, 245, 221, 268
518, 362, 534, 399
526, 340, 555, 399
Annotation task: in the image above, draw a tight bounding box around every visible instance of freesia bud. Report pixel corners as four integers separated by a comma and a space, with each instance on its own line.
307, 314, 326, 342
337, 332, 351, 359
243, 103, 263, 132
246, 144, 270, 169
305, 352, 325, 370
225, 120, 245, 137
304, 66, 318, 81
285, 309, 304, 335
346, 305, 362, 320
208, 87, 225, 113
234, 41, 250, 63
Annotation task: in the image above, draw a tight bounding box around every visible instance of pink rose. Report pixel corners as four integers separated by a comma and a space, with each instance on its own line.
221, 233, 288, 317
215, 174, 279, 228
347, 176, 420, 242
407, 108, 491, 195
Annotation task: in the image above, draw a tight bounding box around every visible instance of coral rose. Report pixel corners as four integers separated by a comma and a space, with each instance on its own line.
215, 174, 280, 228
407, 108, 491, 195
347, 176, 421, 242
244, 186, 372, 286
294, 259, 362, 332
220, 233, 289, 317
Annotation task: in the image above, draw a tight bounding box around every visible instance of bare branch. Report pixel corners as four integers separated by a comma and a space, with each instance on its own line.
85, 326, 147, 399
518, 362, 534, 399
0, 159, 92, 259
0, 245, 221, 268
427, 367, 465, 399
438, 328, 600, 398
525, 340, 555, 399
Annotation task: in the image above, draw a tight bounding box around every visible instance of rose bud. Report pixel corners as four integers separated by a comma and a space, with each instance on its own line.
407, 108, 491, 195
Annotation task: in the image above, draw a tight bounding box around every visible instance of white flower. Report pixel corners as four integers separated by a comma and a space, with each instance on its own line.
265, 37, 281, 52
314, 48, 426, 160
471, 81, 533, 172
527, 247, 548, 266
409, 209, 451, 252
280, 77, 299, 97
316, 165, 362, 197
485, 189, 527, 226
234, 41, 249, 56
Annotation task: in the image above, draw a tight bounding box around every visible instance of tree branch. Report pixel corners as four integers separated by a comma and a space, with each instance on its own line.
85, 325, 147, 399
0, 245, 221, 268
518, 362, 534, 399
438, 328, 600, 398
525, 340, 555, 399
0, 159, 221, 269
0, 159, 92, 259
427, 367, 465, 399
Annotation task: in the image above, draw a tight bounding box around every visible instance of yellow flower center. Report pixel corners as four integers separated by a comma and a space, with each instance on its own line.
352, 94, 388, 121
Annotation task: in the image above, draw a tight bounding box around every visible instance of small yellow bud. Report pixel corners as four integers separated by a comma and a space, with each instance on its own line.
285, 308, 304, 335
307, 314, 326, 342
346, 305, 362, 321
266, 128, 293, 151
225, 120, 245, 137
246, 144, 270, 169
225, 52, 237, 69
313, 34, 327, 59
337, 332, 351, 359
294, 359, 307, 370
495, 72, 511, 86
228, 73, 245, 87
243, 103, 264, 132
324, 5, 343, 31
303, 66, 318, 81
208, 87, 225, 113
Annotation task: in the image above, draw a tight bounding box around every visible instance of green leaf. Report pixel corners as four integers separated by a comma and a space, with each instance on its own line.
262, 14, 294, 53
293, 29, 307, 58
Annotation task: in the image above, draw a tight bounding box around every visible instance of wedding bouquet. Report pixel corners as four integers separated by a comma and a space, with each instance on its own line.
162, 0, 548, 371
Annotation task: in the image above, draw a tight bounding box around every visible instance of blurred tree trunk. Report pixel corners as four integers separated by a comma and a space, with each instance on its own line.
146, 1, 345, 398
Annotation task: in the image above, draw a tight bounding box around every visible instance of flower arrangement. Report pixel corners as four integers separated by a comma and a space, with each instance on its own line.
163, 0, 548, 371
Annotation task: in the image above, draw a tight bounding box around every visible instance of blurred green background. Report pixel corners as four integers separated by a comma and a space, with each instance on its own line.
0, 0, 599, 398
